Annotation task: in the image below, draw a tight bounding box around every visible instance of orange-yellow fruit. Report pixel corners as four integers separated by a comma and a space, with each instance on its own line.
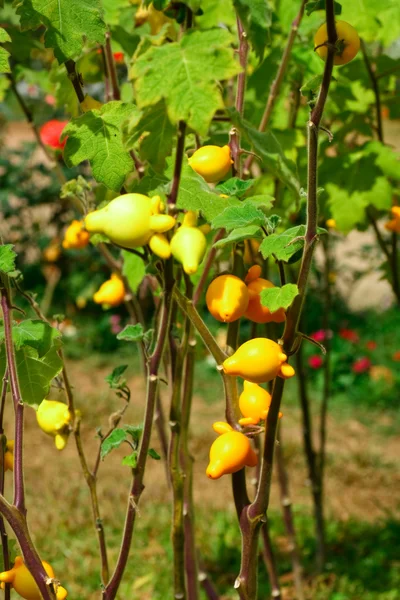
188, 145, 233, 183
206, 274, 249, 323
93, 274, 125, 307
62, 220, 90, 250
0, 556, 67, 600
385, 206, 400, 234
314, 20, 360, 66
243, 239, 261, 265
238, 381, 272, 426
206, 422, 257, 479
4, 440, 14, 471
222, 338, 295, 384
244, 265, 286, 324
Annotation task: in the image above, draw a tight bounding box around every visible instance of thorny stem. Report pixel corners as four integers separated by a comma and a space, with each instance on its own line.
103, 265, 174, 600
65, 60, 85, 103
104, 32, 121, 101
0, 370, 10, 600
230, 18, 249, 176
0, 285, 56, 600
169, 121, 187, 206
244, 0, 307, 174
260, 523, 281, 600
235, 3, 337, 597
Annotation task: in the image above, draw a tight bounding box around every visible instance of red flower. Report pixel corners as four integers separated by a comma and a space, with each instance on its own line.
308, 355, 323, 369
339, 328, 359, 343
39, 120, 68, 150
311, 329, 326, 342
392, 351, 400, 362
366, 340, 377, 351
113, 52, 125, 64
352, 357, 371, 374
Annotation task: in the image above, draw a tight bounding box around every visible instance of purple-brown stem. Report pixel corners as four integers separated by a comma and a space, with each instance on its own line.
0, 371, 10, 600
104, 31, 121, 101
244, 0, 307, 174
192, 230, 225, 307
230, 17, 249, 176
235, 3, 337, 596
103, 264, 174, 599
169, 121, 187, 206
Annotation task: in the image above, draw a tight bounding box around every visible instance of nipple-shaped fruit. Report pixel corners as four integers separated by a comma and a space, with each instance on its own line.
93, 274, 125, 307
0, 556, 68, 600
188, 145, 233, 183
62, 220, 90, 250
170, 211, 207, 274
84, 193, 175, 251
222, 338, 295, 383
36, 400, 74, 451
206, 422, 257, 479
206, 274, 249, 323
245, 265, 286, 324
238, 381, 272, 426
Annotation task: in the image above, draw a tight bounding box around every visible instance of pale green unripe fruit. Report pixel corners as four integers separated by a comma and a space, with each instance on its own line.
170, 226, 207, 275
84, 193, 175, 249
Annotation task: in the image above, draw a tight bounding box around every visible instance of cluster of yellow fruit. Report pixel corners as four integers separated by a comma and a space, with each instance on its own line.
206, 338, 294, 479
206, 265, 285, 325
0, 556, 67, 600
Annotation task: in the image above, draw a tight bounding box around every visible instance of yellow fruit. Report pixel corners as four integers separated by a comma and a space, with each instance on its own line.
206, 422, 257, 479
0, 556, 67, 600
222, 338, 295, 384
314, 20, 360, 66
326, 218, 336, 229
135, 4, 174, 36
244, 265, 286, 324
43, 242, 61, 262
93, 274, 125, 307
62, 220, 90, 250
4, 440, 14, 471
84, 193, 176, 253
206, 274, 249, 323
385, 206, 400, 234
170, 211, 207, 274
188, 145, 233, 183
36, 400, 73, 450
238, 381, 272, 426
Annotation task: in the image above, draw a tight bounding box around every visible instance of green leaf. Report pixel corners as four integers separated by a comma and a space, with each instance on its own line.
245, 195, 274, 212
122, 101, 175, 171
0, 245, 16, 274
233, 0, 271, 60
101, 428, 127, 459
177, 167, 241, 222
260, 284, 299, 312
131, 29, 241, 135
211, 201, 267, 231
148, 448, 161, 460
215, 178, 255, 198
124, 424, 143, 445
62, 102, 134, 192
17, 0, 106, 63
105, 365, 128, 389
117, 324, 145, 343
230, 111, 300, 195
305, 1, 342, 16
6, 320, 61, 357
122, 452, 138, 467
0, 28, 11, 73
260, 226, 306, 262
121, 250, 146, 293
0, 345, 63, 407
214, 225, 262, 249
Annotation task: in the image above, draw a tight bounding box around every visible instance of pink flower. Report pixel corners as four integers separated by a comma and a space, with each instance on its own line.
110, 314, 122, 334
44, 94, 56, 106
352, 357, 371, 374
308, 355, 323, 369
311, 330, 326, 342
339, 328, 359, 343
366, 340, 377, 351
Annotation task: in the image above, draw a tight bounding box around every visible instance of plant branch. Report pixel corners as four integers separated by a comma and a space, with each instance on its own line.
230, 17, 249, 176
65, 59, 85, 103
244, 0, 307, 173
169, 121, 187, 206
360, 39, 383, 142
103, 266, 174, 599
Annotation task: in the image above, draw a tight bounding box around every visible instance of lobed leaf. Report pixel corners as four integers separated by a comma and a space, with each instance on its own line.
233, 0, 272, 60
260, 284, 299, 312
117, 324, 145, 343
211, 202, 267, 231
0, 245, 16, 274
214, 225, 262, 249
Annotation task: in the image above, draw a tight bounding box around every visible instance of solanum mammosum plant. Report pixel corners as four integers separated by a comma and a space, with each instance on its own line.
0, 0, 399, 598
